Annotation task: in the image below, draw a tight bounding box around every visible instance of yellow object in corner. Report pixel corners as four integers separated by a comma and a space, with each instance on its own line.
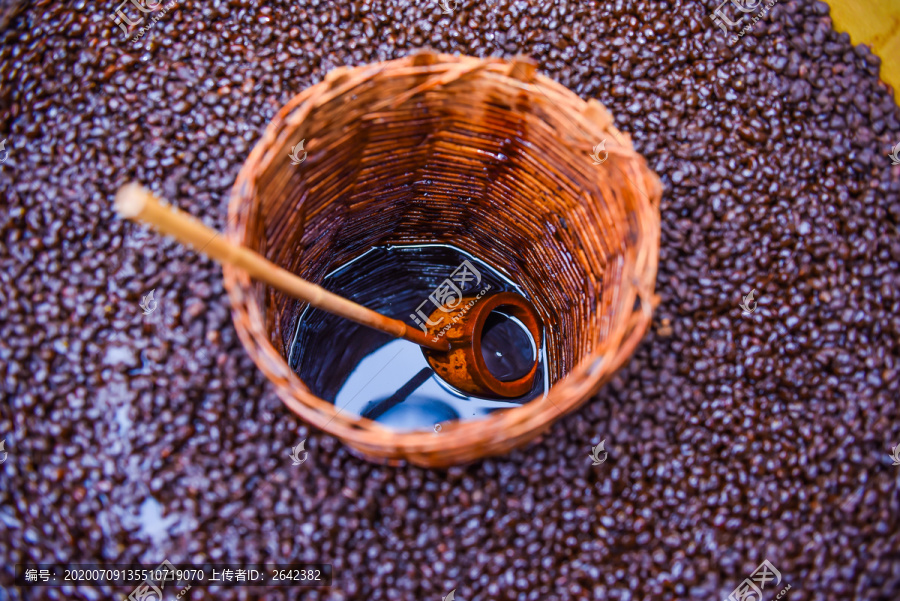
827, 0, 900, 101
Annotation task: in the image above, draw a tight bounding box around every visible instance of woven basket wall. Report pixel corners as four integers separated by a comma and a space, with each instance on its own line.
222, 51, 662, 468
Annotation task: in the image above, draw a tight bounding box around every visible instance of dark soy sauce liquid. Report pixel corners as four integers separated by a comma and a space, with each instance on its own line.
288, 244, 548, 432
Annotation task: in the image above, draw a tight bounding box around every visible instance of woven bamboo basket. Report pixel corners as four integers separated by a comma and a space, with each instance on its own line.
222, 51, 662, 468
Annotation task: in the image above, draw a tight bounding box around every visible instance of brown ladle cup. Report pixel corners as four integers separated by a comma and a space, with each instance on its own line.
421, 291, 543, 398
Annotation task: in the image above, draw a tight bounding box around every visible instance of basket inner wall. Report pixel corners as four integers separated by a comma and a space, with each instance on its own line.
245, 69, 629, 387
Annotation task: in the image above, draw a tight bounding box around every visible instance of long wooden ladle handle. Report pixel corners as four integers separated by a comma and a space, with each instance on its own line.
114, 183, 450, 352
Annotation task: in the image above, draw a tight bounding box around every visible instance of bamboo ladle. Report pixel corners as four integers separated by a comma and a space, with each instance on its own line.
114, 184, 542, 399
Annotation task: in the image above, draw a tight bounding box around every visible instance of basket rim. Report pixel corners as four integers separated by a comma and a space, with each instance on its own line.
222, 51, 661, 466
